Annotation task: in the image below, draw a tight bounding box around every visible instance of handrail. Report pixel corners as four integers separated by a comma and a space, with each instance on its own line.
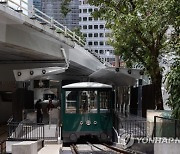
8, 120, 44, 140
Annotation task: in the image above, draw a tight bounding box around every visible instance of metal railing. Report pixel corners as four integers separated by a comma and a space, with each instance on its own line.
153, 116, 180, 138
8, 121, 44, 140
113, 112, 147, 138
119, 119, 147, 138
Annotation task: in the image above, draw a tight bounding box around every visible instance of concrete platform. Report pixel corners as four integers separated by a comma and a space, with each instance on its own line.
38, 144, 62, 154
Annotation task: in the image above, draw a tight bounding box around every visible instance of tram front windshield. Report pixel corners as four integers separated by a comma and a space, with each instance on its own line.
65, 90, 111, 114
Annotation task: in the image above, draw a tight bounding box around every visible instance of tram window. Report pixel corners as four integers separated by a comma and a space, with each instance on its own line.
99, 91, 110, 113
43, 94, 55, 100
79, 91, 97, 114
65, 91, 77, 113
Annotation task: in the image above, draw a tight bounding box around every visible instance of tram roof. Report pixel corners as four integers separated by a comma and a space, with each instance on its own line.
62, 82, 112, 89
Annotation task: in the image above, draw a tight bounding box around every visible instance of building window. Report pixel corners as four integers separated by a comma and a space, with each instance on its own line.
94, 41, 98, 45
79, 17, 82, 21
94, 33, 98, 37
83, 33, 87, 37
100, 41, 104, 46
88, 17, 92, 21
99, 50, 104, 54
89, 8, 92, 13
88, 25, 92, 29
83, 25, 87, 29
88, 33, 93, 37
79, 9, 81, 13
94, 8, 98, 12
83, 9, 87, 13
100, 25, 104, 29
88, 41, 92, 45
95, 50, 98, 53
94, 25, 98, 29
100, 33, 104, 37
83, 17, 87, 21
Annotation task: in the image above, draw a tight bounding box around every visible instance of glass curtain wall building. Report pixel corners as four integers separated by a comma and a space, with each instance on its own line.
33, 0, 80, 30
33, 0, 42, 11
79, 0, 115, 65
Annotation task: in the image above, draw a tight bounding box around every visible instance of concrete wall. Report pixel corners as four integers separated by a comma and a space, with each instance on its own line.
154, 143, 180, 154
147, 110, 172, 137
12, 141, 38, 154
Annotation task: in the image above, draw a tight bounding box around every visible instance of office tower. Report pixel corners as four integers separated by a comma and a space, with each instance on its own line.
35, 0, 80, 30
79, 0, 115, 65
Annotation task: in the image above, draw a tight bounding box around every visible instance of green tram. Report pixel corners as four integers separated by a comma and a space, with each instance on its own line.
61, 82, 113, 143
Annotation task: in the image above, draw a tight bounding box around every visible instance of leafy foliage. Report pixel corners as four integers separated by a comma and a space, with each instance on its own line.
72, 27, 85, 41
166, 12, 180, 118
88, 0, 179, 109
61, 0, 71, 17
166, 58, 180, 118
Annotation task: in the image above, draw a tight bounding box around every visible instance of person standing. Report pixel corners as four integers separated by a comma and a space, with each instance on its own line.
35, 99, 43, 123
46, 99, 55, 125
46, 99, 55, 113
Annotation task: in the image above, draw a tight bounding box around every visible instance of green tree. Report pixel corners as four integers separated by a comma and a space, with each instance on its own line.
166, 11, 180, 118
166, 58, 180, 118
61, 0, 71, 17
88, 0, 179, 109
72, 27, 85, 41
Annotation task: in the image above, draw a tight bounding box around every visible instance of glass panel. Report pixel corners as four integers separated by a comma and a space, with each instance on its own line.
79, 91, 97, 114
99, 91, 111, 113
65, 91, 77, 113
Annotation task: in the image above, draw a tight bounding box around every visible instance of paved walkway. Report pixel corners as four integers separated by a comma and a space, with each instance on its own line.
38, 144, 62, 154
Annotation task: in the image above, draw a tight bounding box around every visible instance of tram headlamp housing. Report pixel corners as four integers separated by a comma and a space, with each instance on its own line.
86, 120, 91, 126
30, 70, 34, 75
17, 72, 21, 76
42, 69, 46, 74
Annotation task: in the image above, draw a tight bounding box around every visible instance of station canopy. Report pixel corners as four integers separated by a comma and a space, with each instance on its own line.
89, 67, 143, 86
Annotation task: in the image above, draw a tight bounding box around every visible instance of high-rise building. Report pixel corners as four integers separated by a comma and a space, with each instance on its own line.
33, 0, 42, 11
79, 0, 115, 65
33, 0, 80, 30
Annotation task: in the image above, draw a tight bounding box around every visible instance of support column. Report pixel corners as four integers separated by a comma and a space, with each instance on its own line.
137, 78, 143, 117
115, 55, 120, 67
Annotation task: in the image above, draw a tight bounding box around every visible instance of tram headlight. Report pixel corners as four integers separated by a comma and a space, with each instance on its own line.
80, 121, 83, 125
86, 120, 91, 126
93, 121, 97, 125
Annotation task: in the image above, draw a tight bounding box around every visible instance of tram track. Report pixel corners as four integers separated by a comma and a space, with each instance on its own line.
61, 142, 145, 154
70, 144, 79, 154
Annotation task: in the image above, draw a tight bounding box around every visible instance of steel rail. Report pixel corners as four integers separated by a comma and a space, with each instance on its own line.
70, 144, 79, 154
103, 143, 146, 154
86, 142, 108, 153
